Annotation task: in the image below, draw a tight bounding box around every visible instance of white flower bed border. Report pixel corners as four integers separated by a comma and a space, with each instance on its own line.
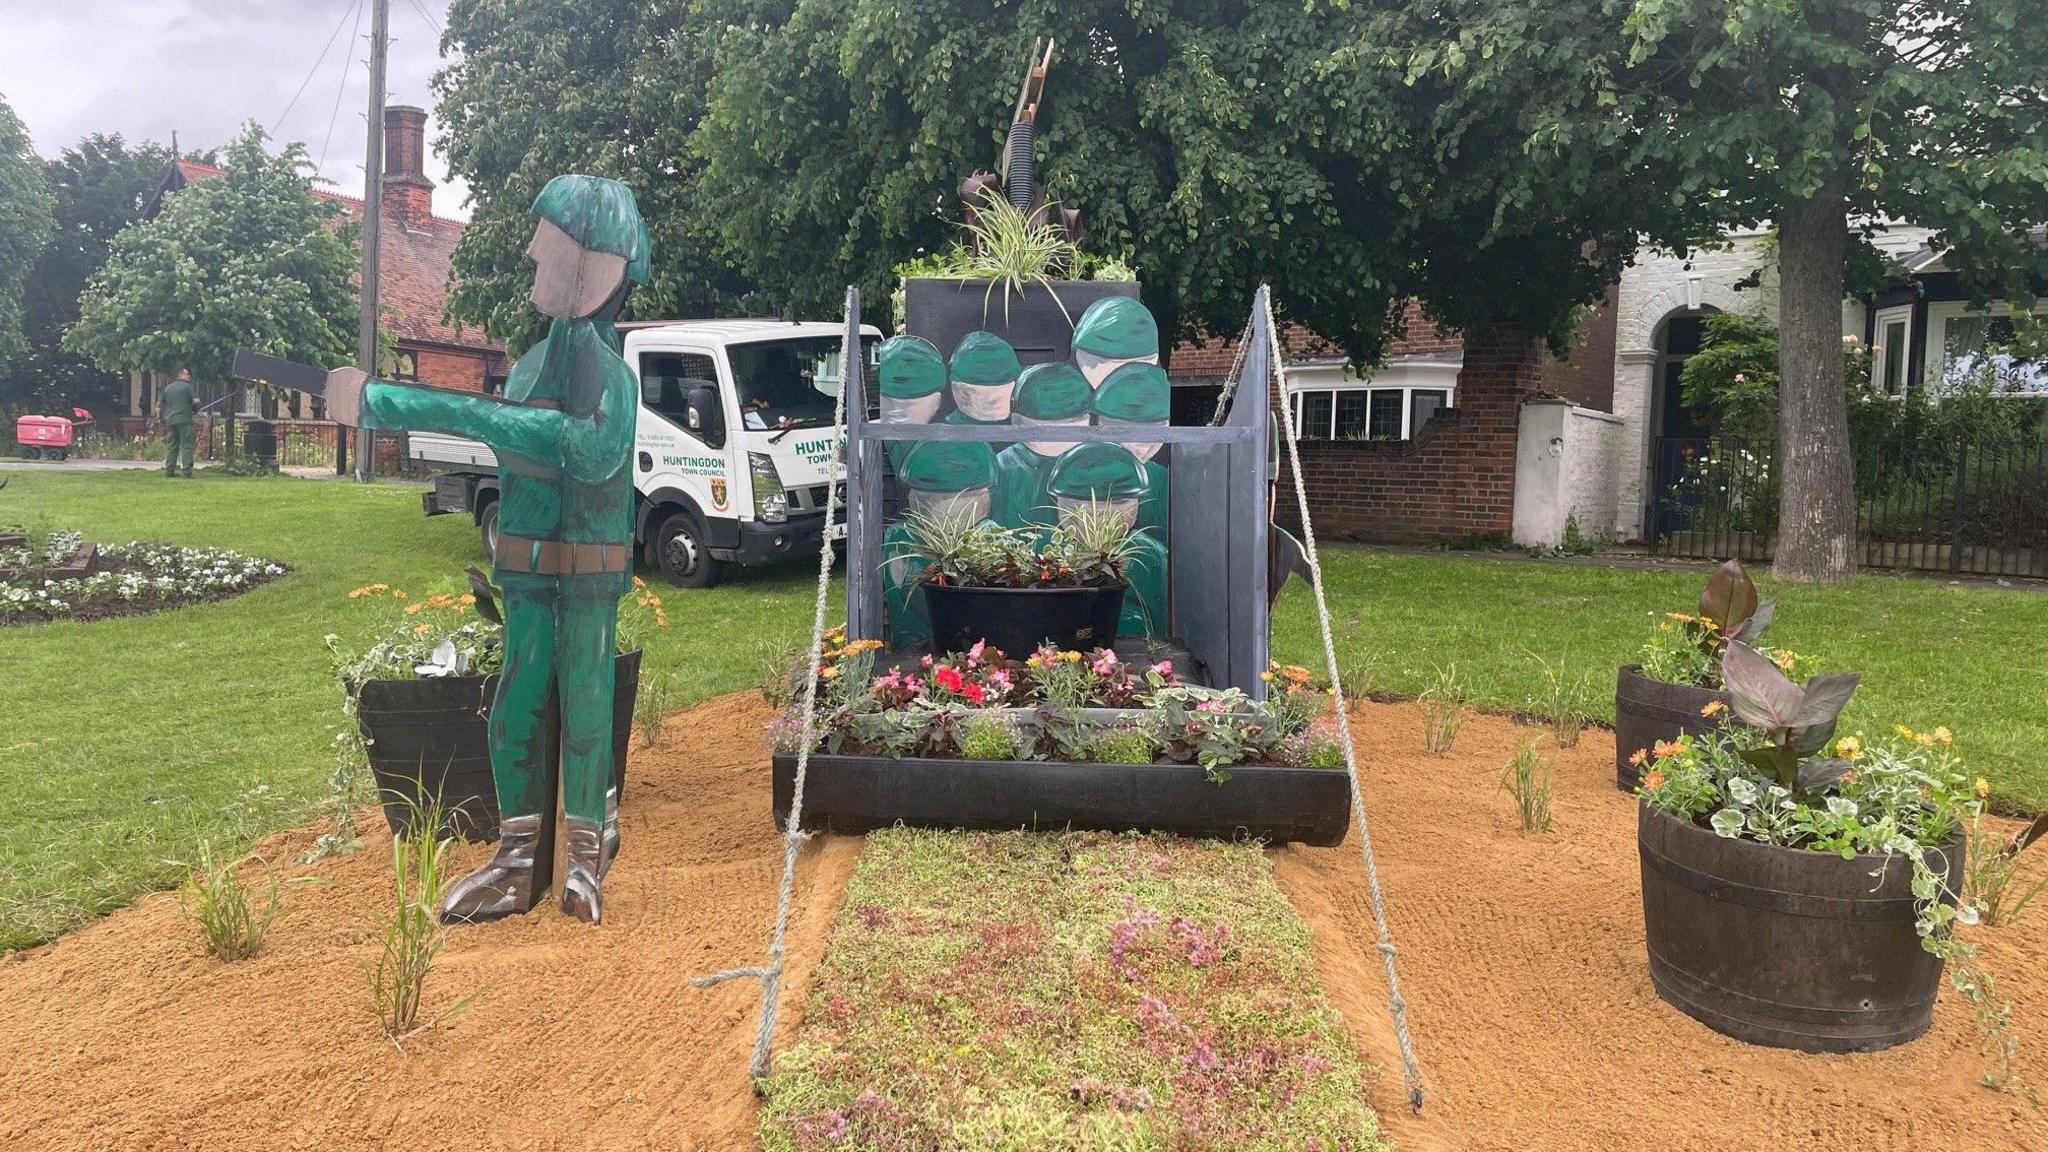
0, 540, 289, 620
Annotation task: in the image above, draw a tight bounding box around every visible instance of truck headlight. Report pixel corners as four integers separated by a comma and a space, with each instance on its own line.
749, 452, 787, 523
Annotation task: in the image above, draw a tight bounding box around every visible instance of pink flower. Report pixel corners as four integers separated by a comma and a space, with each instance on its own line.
920, 653, 934, 668
967, 639, 986, 666
1093, 654, 1119, 677
1151, 660, 1173, 676
1195, 699, 1228, 714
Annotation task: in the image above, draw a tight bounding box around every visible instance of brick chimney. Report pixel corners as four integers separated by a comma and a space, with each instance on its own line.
381, 105, 434, 231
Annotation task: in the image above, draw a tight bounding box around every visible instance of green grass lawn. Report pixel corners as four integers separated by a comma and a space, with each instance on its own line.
759, 828, 1388, 1149
4, 468, 2045, 950
1270, 547, 2048, 807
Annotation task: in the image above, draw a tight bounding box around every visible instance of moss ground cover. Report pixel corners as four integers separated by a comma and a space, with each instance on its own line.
759, 827, 1388, 1150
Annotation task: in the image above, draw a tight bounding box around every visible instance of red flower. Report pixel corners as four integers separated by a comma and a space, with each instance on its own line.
963, 682, 986, 704
934, 665, 965, 694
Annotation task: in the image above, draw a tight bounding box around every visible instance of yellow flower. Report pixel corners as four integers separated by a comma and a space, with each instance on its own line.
633, 576, 647, 589
1059, 650, 1083, 664
391, 588, 407, 598
404, 601, 425, 615
818, 664, 839, 681
845, 639, 883, 654
1975, 777, 1992, 800
1773, 652, 1797, 672
1915, 732, 1935, 748
1894, 724, 1917, 742
459, 593, 476, 606
1700, 700, 1726, 718
1665, 612, 1695, 623
1261, 671, 1276, 683
1834, 736, 1861, 760
412, 622, 431, 635
654, 608, 668, 627
1934, 726, 1953, 745
346, 582, 388, 599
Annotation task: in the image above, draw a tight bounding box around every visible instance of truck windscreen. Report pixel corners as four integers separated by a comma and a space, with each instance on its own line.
730, 336, 880, 431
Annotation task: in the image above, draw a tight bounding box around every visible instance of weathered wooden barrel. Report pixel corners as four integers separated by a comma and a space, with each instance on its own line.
355, 650, 641, 841
1613, 664, 1730, 791
1637, 803, 1962, 1053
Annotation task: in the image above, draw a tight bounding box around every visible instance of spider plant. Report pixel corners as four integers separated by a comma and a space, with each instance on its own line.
960, 186, 1079, 328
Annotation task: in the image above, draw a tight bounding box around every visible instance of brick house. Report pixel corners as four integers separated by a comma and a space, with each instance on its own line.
1168, 294, 1619, 544
121, 105, 503, 438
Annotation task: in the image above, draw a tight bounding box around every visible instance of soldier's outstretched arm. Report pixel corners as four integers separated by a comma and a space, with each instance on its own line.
325, 360, 571, 473
555, 360, 635, 486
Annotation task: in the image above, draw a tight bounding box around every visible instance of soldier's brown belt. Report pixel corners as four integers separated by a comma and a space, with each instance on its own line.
495, 534, 631, 576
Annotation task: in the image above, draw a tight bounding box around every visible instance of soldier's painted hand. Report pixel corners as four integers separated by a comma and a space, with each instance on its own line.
324, 366, 368, 426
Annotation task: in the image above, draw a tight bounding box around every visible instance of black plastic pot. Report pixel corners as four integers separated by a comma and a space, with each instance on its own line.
922, 582, 1125, 657
356, 649, 641, 841
1613, 664, 1731, 791
903, 278, 1142, 368
773, 751, 1351, 847
1637, 803, 1961, 1053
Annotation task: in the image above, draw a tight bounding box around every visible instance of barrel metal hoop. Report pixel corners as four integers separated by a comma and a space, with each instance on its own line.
1647, 948, 1934, 1028
1639, 839, 1917, 920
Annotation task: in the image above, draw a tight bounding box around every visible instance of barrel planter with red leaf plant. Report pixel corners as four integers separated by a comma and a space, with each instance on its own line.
1614, 559, 1775, 791
1636, 641, 1974, 1053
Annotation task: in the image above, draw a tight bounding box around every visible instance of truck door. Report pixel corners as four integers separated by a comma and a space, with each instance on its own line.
636, 348, 739, 586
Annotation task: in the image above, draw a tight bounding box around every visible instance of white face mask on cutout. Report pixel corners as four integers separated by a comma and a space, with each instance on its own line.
1073, 350, 1159, 389
881, 392, 943, 424
908, 487, 991, 524
1015, 413, 1091, 457
951, 380, 1014, 422
1056, 496, 1139, 531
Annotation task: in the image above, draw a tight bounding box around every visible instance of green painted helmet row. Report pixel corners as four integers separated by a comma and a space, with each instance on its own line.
900, 439, 1150, 500
877, 332, 1167, 418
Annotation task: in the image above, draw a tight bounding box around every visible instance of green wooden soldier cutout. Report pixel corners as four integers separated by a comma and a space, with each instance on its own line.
993, 361, 1092, 527
1070, 296, 1159, 389
323, 174, 649, 926
883, 439, 997, 646
1044, 441, 1166, 637
948, 330, 1021, 422
1092, 361, 1170, 537
876, 335, 946, 469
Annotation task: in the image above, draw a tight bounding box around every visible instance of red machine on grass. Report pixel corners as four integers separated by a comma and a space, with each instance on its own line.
12, 409, 93, 461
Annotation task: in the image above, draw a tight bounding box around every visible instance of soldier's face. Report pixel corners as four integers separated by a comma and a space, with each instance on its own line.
1074, 350, 1158, 389
528, 219, 628, 319
1016, 413, 1090, 457
951, 380, 1014, 422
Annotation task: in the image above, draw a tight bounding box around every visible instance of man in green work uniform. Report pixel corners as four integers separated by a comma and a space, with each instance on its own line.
159, 368, 198, 477
1044, 442, 1167, 637
882, 439, 996, 647
876, 335, 946, 470
1092, 362, 1171, 536
946, 330, 1020, 424
1070, 296, 1159, 389
993, 361, 1091, 528
324, 175, 648, 926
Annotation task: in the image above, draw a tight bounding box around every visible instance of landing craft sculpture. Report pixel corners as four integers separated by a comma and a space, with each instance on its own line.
245, 174, 650, 925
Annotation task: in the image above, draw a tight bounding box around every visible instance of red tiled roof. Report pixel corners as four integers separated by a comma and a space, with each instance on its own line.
1168, 300, 1461, 381
167, 160, 497, 353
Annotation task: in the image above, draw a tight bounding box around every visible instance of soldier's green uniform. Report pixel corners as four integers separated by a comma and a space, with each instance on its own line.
159, 374, 198, 477
357, 175, 649, 925
876, 335, 945, 470
1045, 442, 1167, 637
993, 362, 1092, 528
948, 330, 1020, 422
1070, 296, 1160, 389
1092, 362, 1171, 537
883, 440, 996, 647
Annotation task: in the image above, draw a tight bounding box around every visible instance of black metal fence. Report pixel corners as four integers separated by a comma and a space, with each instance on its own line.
1649, 433, 2048, 578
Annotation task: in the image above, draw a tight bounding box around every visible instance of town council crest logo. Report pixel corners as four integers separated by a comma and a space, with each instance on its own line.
710, 477, 728, 511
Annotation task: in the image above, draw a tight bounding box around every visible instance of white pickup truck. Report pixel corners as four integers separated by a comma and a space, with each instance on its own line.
412, 319, 880, 587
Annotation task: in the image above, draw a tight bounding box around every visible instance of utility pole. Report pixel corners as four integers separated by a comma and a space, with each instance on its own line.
352, 0, 389, 483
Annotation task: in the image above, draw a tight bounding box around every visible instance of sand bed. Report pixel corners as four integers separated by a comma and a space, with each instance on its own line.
3, 692, 2043, 1150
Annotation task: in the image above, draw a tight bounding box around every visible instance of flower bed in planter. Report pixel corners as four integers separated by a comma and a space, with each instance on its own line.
768, 636, 1352, 846
0, 531, 288, 625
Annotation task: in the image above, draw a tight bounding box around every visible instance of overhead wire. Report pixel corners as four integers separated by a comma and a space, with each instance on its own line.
317, 0, 367, 176
273, 0, 362, 132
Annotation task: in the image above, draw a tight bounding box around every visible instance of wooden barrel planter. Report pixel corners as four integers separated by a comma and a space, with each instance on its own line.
922, 583, 1125, 657
356, 650, 641, 841
1613, 665, 1730, 791
1637, 802, 1962, 1053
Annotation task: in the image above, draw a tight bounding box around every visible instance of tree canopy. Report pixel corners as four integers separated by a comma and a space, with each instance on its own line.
1, 134, 176, 415
66, 124, 357, 386
0, 94, 56, 384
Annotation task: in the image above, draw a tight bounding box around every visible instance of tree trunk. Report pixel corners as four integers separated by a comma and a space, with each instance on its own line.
1772, 172, 1857, 583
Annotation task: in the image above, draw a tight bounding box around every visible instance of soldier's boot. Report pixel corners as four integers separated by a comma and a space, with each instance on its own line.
561, 815, 605, 925
441, 812, 547, 924
599, 785, 621, 879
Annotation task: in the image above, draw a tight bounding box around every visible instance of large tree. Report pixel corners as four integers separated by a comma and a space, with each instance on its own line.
0, 94, 56, 384
1616, 0, 2048, 581
435, 0, 757, 351
1, 134, 175, 416
67, 124, 357, 389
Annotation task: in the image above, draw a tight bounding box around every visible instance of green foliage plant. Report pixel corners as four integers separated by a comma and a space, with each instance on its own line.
366, 788, 476, 1047
636, 668, 683, 748
958, 187, 1079, 327
1528, 651, 1591, 748
1420, 663, 1467, 755
955, 711, 1023, 761
1090, 724, 1158, 765
1501, 740, 1555, 834
1966, 809, 2048, 928
1634, 559, 1816, 690
894, 505, 1137, 590
180, 840, 279, 962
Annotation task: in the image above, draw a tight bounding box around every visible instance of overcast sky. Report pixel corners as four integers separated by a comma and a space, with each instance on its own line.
0, 0, 471, 219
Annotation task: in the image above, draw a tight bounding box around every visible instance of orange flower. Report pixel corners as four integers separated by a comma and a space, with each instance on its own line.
1643, 770, 1666, 791
1651, 739, 1683, 760
1699, 699, 1726, 718
1628, 748, 1649, 767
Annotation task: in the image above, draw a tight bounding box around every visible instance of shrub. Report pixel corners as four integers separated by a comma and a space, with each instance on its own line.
956, 712, 1023, 761
180, 841, 279, 962
1420, 663, 1467, 755
1090, 725, 1157, 765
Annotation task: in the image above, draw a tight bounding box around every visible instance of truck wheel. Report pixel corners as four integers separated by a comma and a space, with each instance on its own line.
50, 449, 67, 462
19, 446, 39, 460
478, 499, 501, 561
656, 510, 720, 589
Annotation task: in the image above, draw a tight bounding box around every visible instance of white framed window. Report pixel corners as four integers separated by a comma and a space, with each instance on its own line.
1871, 305, 1913, 396
1925, 301, 2048, 396
1285, 360, 1458, 441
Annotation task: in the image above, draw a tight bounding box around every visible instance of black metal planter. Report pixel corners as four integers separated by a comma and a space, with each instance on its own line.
355, 649, 642, 841
922, 582, 1125, 657
903, 278, 1141, 368
1613, 664, 1731, 791
1637, 803, 1961, 1053
772, 751, 1351, 847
